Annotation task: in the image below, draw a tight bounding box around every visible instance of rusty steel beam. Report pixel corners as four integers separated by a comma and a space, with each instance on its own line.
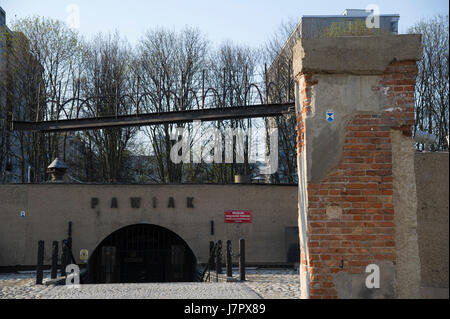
11, 103, 294, 132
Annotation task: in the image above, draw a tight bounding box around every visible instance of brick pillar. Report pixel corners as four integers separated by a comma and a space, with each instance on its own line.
293, 35, 422, 299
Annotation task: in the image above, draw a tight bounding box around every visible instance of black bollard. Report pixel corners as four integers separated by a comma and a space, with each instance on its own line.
60, 240, 67, 277
67, 222, 73, 262
209, 241, 215, 270
51, 241, 58, 279
226, 240, 232, 277
66, 237, 75, 264
216, 240, 222, 275
36, 240, 44, 285
239, 238, 245, 281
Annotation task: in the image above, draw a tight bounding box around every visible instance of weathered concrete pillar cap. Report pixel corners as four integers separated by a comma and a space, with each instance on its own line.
293, 34, 422, 76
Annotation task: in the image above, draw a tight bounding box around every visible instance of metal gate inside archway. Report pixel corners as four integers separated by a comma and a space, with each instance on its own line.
87, 224, 197, 283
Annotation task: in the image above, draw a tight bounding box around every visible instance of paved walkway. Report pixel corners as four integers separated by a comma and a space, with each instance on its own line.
0, 268, 301, 299
243, 268, 301, 299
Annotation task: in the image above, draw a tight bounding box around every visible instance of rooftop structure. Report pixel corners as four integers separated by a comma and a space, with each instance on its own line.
268, 8, 400, 76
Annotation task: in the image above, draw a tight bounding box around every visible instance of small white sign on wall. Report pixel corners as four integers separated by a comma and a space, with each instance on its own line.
20, 211, 26, 218
80, 249, 89, 262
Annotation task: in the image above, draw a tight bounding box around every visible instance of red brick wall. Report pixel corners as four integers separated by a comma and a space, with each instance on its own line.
296, 61, 417, 299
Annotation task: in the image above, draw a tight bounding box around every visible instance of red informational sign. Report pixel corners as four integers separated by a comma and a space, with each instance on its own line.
224, 210, 252, 223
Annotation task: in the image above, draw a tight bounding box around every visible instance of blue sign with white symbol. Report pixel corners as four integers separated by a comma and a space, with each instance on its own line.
326, 111, 334, 123
20, 211, 26, 218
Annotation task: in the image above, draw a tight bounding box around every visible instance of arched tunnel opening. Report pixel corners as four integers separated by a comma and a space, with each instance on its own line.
86, 224, 197, 284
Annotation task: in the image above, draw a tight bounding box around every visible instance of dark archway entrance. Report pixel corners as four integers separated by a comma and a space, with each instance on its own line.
88, 224, 197, 283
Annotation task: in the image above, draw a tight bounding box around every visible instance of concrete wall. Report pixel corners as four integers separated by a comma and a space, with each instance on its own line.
415, 152, 449, 298
392, 131, 421, 298
0, 184, 298, 268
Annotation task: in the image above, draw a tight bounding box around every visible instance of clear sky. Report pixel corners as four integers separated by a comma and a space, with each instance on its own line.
1, 0, 448, 47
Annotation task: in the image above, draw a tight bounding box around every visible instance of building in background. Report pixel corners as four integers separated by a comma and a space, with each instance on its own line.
0, 7, 5, 26
0, 6, 13, 182
0, 6, 28, 183
0, 6, 44, 183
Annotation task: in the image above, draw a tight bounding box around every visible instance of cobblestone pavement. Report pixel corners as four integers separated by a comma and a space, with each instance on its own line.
0, 273, 52, 299
242, 268, 301, 299
0, 268, 300, 299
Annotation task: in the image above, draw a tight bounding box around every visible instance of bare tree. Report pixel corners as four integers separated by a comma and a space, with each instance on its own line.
135, 27, 208, 183
0, 16, 80, 182
203, 41, 261, 183
76, 32, 137, 182
409, 15, 449, 151
264, 19, 298, 184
